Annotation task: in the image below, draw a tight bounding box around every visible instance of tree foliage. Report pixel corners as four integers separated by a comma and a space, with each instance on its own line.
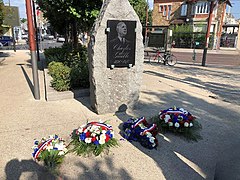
129, 0, 149, 24
36, 0, 102, 48
0, 0, 4, 35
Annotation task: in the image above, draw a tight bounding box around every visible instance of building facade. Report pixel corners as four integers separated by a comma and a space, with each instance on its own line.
152, 0, 231, 49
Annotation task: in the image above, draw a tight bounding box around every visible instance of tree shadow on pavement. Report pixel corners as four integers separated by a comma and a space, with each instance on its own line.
116, 87, 240, 179
144, 69, 240, 106
5, 159, 57, 180
60, 155, 133, 179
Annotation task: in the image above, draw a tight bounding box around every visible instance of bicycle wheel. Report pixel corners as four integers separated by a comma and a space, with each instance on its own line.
166, 54, 177, 66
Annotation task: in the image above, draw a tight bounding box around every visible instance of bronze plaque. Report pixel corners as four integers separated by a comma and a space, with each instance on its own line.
107, 20, 136, 68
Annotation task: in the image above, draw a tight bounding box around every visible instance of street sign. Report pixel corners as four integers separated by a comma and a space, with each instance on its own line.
3, 6, 20, 27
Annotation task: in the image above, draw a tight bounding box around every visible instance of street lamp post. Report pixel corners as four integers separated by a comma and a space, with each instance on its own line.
25, 0, 40, 100
202, 0, 215, 66
144, 0, 149, 47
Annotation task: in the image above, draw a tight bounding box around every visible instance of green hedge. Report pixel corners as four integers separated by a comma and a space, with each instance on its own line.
48, 61, 71, 91
44, 44, 89, 91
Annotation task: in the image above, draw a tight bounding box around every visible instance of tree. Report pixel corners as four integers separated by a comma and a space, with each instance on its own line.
36, 0, 102, 48
0, 0, 4, 35
20, 18, 27, 24
129, 0, 148, 24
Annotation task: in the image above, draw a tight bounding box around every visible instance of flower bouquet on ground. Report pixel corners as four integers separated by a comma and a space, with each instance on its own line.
122, 117, 158, 149
152, 106, 202, 141
32, 135, 68, 174
70, 121, 118, 157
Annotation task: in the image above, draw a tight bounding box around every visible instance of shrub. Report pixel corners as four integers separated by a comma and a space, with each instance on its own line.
45, 43, 90, 90
48, 61, 71, 91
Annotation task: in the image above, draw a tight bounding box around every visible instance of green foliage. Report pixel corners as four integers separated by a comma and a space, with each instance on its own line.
44, 47, 68, 65
36, 0, 102, 47
129, 0, 149, 24
39, 150, 65, 175
44, 44, 90, 89
0, 0, 4, 35
48, 61, 71, 91
70, 137, 119, 157
150, 115, 202, 142
20, 18, 27, 24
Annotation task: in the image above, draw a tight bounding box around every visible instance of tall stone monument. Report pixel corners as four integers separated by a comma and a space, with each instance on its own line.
88, 0, 144, 114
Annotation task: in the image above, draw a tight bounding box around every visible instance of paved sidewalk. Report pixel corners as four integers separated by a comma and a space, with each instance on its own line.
0, 50, 240, 180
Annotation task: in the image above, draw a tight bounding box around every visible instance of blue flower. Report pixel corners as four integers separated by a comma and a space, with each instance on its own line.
80, 133, 86, 141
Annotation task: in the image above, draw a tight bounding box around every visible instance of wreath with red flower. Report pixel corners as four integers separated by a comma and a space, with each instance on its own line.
70, 121, 118, 156
151, 106, 202, 141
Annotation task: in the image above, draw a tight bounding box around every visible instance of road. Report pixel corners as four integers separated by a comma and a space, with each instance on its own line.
173, 51, 240, 66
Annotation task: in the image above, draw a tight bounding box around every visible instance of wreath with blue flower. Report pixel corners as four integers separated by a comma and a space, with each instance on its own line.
122, 117, 158, 149
151, 106, 202, 141
70, 121, 118, 156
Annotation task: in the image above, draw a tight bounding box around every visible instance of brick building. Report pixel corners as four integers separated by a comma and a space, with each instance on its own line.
152, 0, 231, 49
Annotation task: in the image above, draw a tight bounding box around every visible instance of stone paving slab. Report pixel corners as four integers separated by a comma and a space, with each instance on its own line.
0, 50, 240, 180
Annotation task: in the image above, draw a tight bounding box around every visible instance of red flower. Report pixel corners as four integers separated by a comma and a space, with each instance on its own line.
105, 134, 110, 142
86, 131, 91, 137
92, 137, 96, 142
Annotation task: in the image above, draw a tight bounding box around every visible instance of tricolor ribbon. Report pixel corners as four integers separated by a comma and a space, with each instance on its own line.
132, 117, 146, 129
33, 138, 53, 160
140, 124, 157, 136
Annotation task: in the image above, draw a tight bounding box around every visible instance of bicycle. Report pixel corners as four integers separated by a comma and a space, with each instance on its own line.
149, 48, 177, 66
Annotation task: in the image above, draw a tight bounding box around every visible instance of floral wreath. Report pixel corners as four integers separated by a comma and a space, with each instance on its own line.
156, 106, 202, 141
32, 134, 67, 173
122, 117, 158, 149
70, 121, 118, 156
159, 107, 195, 129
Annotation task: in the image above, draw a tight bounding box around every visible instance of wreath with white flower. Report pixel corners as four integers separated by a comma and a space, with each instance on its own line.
70, 121, 118, 156
32, 135, 68, 174
151, 106, 202, 141
122, 117, 158, 149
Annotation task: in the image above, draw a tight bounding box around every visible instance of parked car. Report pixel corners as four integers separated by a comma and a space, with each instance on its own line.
44, 34, 54, 40
0, 36, 14, 46
56, 36, 65, 42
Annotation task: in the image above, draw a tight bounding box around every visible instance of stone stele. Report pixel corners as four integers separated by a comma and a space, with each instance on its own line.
88, 0, 144, 114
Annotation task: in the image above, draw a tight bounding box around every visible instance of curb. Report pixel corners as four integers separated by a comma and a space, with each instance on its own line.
44, 69, 90, 101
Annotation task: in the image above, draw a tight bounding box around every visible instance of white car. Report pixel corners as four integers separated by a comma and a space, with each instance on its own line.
56, 37, 65, 42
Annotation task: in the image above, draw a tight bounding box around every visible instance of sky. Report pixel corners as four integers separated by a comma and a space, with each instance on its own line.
3, 0, 240, 20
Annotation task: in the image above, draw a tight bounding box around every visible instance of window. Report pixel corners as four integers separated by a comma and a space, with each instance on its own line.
159, 3, 172, 20
163, 5, 167, 16
192, 1, 210, 14
167, 5, 172, 20
181, 4, 188, 16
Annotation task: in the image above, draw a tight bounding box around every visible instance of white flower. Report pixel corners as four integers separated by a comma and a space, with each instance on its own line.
189, 123, 193, 127
84, 129, 88, 133
58, 151, 65, 156
145, 132, 152, 137
179, 108, 184, 112
149, 137, 155, 143
54, 141, 64, 151
85, 138, 92, 143
95, 129, 101, 134
168, 122, 173, 126
102, 130, 107, 134
91, 133, 96, 137
90, 125, 98, 132
184, 122, 189, 127
78, 127, 83, 133
174, 122, 180, 128
164, 115, 171, 123
99, 138, 105, 144
100, 134, 106, 140
46, 145, 53, 151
